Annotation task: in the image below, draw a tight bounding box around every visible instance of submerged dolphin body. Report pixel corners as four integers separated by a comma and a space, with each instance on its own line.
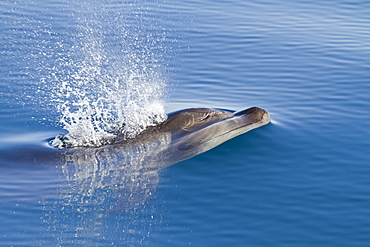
0, 107, 270, 212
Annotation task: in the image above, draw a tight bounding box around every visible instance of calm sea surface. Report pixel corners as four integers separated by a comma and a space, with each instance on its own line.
1, 0, 370, 246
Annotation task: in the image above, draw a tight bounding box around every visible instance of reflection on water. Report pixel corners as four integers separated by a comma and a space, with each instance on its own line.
61, 131, 170, 212
39, 130, 171, 245
0, 129, 172, 245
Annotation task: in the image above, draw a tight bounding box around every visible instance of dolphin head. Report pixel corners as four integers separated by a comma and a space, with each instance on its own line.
151, 106, 270, 166
163, 107, 270, 140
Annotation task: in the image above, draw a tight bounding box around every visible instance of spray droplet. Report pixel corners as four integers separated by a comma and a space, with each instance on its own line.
48, 1, 167, 148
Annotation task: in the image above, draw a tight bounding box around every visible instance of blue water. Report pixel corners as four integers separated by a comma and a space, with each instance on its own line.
1, 0, 370, 246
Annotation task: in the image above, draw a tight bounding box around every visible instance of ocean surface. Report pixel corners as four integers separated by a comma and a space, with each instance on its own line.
1, 0, 370, 246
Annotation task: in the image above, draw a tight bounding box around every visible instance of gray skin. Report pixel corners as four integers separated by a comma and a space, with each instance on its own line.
0, 107, 270, 212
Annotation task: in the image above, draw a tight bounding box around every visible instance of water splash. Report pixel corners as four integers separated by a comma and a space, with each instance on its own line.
48, 0, 168, 148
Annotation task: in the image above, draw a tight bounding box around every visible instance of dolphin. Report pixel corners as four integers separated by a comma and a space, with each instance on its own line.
0, 106, 270, 213
111, 106, 271, 170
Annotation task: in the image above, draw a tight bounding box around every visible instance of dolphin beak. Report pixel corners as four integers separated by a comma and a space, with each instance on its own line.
234, 107, 271, 126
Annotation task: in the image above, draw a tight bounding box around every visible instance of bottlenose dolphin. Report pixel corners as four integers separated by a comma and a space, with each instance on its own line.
110, 106, 271, 170
0, 107, 270, 213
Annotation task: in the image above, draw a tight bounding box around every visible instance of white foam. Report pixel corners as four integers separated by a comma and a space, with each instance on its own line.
48, 1, 167, 148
